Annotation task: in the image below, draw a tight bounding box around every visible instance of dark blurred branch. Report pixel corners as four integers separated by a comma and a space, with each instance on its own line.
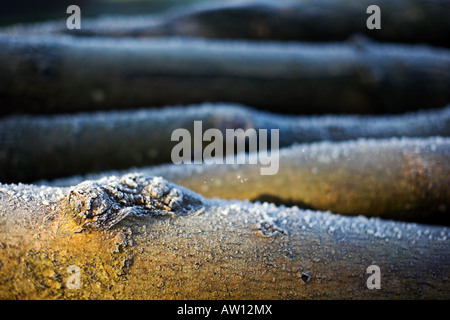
0, 34, 449, 115
25, 0, 450, 48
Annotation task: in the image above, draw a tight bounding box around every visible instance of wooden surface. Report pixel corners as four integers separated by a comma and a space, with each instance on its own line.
1, 174, 449, 299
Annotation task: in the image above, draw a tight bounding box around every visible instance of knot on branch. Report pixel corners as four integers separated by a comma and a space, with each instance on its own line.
67, 174, 203, 230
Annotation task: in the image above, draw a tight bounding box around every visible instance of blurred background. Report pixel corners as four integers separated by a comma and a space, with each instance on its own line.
0, 0, 207, 26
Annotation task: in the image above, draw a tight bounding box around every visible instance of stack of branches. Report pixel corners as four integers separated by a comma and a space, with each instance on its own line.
0, 0, 449, 299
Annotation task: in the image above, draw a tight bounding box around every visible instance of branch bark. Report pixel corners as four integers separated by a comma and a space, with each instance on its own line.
0, 174, 449, 299
6, 0, 450, 48
44, 137, 450, 225
2, 104, 449, 183
1, 34, 449, 115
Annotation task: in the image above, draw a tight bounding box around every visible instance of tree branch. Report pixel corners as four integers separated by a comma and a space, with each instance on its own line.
42, 136, 450, 225
1, 174, 448, 299
6, 0, 450, 47
2, 104, 449, 183
1, 34, 449, 115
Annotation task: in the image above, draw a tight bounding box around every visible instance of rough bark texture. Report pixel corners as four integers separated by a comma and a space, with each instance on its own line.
1, 174, 449, 299
1, 34, 450, 115
44, 137, 450, 226
2, 104, 449, 183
